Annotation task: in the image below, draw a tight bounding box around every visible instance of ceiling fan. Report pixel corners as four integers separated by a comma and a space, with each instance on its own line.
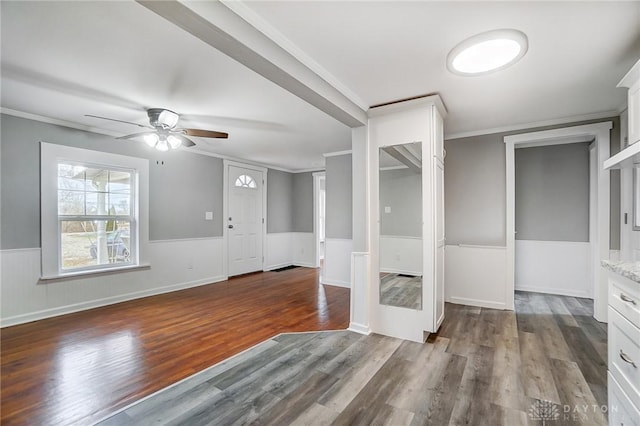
86, 108, 228, 151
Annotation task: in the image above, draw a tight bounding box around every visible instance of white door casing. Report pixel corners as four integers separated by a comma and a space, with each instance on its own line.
504, 122, 611, 321
225, 162, 266, 277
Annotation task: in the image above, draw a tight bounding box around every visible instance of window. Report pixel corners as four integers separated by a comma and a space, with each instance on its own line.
41, 143, 149, 278
235, 174, 257, 189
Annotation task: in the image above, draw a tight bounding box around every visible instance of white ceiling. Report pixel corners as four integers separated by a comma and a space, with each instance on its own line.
0, 1, 351, 171
242, 0, 640, 137
2, 1, 639, 171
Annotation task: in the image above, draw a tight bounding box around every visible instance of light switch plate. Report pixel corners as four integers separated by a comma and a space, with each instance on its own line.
205, 211, 213, 221
384, 206, 391, 213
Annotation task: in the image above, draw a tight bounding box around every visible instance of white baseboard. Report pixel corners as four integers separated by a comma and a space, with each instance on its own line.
380, 268, 422, 276
293, 261, 315, 268
324, 238, 352, 287
1, 275, 227, 327
1, 238, 226, 327
348, 322, 371, 335
515, 240, 591, 299
321, 279, 350, 288
515, 286, 591, 299
448, 296, 507, 310
264, 262, 293, 271
445, 245, 509, 310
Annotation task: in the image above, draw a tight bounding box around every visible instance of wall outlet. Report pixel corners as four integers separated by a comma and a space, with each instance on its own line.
395, 253, 400, 261
205, 211, 213, 221
187, 260, 193, 270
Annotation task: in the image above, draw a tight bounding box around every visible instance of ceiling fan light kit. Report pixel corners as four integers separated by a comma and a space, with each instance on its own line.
86, 108, 229, 151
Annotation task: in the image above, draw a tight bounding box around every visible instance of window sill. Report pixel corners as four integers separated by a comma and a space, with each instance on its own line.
40, 263, 151, 282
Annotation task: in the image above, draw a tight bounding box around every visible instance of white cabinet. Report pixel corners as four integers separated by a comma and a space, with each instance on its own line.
607, 271, 640, 424
368, 95, 447, 342
618, 59, 640, 147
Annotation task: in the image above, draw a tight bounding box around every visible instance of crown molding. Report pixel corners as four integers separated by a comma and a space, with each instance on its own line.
1, 107, 316, 174
0, 108, 121, 137
323, 150, 353, 158
445, 110, 620, 140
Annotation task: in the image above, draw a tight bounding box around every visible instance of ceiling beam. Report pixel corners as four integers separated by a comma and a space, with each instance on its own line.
137, 0, 367, 128
381, 145, 422, 173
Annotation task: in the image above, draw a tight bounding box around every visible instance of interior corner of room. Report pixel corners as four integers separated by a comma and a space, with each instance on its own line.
2, 1, 640, 425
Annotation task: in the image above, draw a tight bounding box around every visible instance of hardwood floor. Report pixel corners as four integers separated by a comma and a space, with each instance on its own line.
0, 267, 350, 426
98, 291, 608, 426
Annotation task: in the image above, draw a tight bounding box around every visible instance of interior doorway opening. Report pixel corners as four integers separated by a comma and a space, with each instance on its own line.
504, 122, 612, 322
313, 172, 326, 278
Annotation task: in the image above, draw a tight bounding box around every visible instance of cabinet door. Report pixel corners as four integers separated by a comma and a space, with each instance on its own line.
435, 157, 445, 328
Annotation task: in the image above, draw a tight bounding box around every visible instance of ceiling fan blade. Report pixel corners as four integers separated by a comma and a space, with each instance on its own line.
85, 114, 150, 128
116, 132, 155, 140
177, 135, 196, 147
183, 128, 229, 139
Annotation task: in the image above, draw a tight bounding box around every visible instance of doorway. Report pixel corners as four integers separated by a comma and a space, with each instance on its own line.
224, 161, 267, 277
504, 122, 612, 322
313, 172, 326, 274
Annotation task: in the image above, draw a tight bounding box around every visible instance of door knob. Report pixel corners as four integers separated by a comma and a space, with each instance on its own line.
228, 225, 234, 229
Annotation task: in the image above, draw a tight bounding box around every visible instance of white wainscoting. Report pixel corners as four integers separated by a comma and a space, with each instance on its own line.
515, 240, 592, 298
379, 235, 422, 275
264, 232, 293, 270
323, 238, 353, 288
264, 232, 315, 270
292, 232, 315, 267
445, 244, 509, 310
349, 252, 370, 334
1, 237, 226, 327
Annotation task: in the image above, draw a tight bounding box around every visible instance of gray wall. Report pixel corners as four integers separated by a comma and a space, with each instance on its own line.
444, 116, 620, 248
292, 172, 313, 232
515, 143, 590, 242
267, 169, 293, 233
266, 169, 313, 233
326, 154, 352, 239
1, 114, 223, 249
380, 168, 421, 237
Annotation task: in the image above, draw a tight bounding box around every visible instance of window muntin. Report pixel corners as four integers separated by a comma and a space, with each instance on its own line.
234, 174, 257, 189
41, 143, 149, 279
57, 163, 136, 272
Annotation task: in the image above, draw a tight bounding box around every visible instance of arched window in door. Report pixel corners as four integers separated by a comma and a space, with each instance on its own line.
235, 174, 257, 189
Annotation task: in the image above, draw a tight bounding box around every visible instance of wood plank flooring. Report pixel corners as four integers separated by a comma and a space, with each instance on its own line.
97, 291, 608, 426
379, 274, 422, 310
0, 267, 350, 426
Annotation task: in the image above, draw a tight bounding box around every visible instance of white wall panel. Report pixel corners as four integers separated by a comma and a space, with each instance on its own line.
1, 237, 225, 327
515, 240, 591, 298
323, 238, 353, 288
292, 232, 315, 267
264, 232, 293, 270
445, 245, 508, 309
379, 236, 422, 275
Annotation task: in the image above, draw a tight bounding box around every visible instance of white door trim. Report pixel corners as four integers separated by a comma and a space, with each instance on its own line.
223, 160, 268, 278
313, 171, 326, 268
504, 122, 612, 321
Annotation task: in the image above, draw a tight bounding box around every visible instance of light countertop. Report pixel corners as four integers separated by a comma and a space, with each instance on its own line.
601, 260, 640, 283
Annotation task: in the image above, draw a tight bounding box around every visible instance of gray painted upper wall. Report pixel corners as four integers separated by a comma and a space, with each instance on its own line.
444, 116, 621, 248
267, 169, 293, 233
292, 172, 313, 233
380, 168, 421, 237
266, 169, 313, 233
515, 143, 590, 242
1, 114, 223, 249
326, 154, 352, 239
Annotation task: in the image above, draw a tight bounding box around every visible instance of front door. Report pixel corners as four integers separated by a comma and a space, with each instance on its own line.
227, 165, 264, 276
